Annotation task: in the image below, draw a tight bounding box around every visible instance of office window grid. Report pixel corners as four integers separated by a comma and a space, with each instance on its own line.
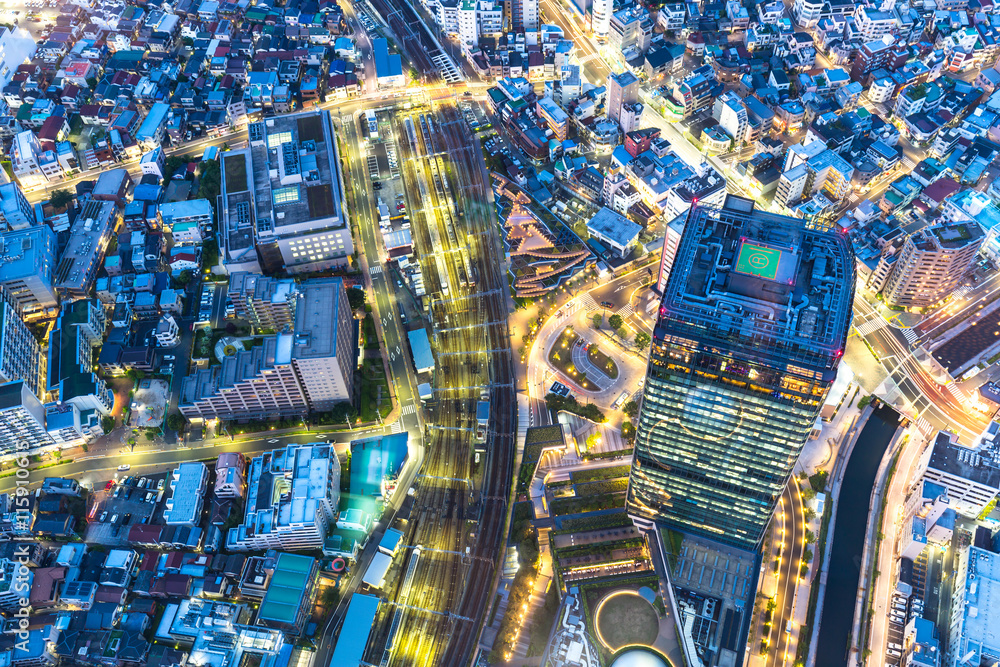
628, 342, 826, 550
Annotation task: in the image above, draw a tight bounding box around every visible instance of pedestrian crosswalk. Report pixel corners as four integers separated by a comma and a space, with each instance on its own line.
617, 305, 635, 318
952, 286, 971, 299
916, 417, 932, 434
390, 421, 403, 433
369, 265, 383, 275
947, 383, 966, 401
400, 403, 416, 415
855, 317, 886, 336
901, 328, 919, 345
580, 294, 598, 311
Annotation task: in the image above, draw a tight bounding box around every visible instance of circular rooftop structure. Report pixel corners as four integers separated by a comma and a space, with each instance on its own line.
610, 648, 670, 667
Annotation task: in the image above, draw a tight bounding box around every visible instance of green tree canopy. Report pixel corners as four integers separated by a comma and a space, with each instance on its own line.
634, 331, 651, 351
166, 413, 185, 432
609, 314, 624, 330
50, 189, 74, 210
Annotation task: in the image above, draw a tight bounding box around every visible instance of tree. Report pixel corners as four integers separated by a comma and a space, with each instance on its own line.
85, 76, 98, 90
623, 400, 639, 420
174, 270, 192, 286
125, 369, 146, 382
101, 416, 115, 434
592, 313, 603, 329
347, 287, 366, 311
167, 413, 185, 432
50, 189, 74, 210
634, 331, 651, 351
198, 160, 221, 203
608, 314, 623, 330
164, 154, 191, 180
622, 421, 635, 443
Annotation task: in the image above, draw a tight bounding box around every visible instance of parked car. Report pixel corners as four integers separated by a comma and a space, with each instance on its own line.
99, 511, 108, 522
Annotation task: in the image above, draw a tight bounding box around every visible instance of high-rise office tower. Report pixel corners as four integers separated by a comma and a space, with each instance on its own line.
627, 196, 854, 551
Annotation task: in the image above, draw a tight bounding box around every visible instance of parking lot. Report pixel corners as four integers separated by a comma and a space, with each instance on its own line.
197, 283, 215, 325
85, 474, 170, 545
883, 591, 918, 665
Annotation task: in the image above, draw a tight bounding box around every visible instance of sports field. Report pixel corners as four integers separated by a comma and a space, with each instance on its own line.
735, 241, 781, 280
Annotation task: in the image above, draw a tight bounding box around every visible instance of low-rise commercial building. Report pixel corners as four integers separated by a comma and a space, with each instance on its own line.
587, 207, 642, 258
163, 462, 209, 528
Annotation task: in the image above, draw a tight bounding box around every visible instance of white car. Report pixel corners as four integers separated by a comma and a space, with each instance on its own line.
118, 464, 130, 471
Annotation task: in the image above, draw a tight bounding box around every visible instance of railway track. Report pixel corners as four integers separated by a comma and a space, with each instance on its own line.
367, 102, 514, 666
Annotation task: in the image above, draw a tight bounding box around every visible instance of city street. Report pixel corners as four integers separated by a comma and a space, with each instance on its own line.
854, 297, 988, 440
865, 427, 926, 665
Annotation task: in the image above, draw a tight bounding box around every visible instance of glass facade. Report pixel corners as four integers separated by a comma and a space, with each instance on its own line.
627, 335, 830, 550
627, 197, 854, 552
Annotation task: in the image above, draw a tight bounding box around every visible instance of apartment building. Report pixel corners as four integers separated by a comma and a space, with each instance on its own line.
672, 66, 722, 116
537, 97, 569, 142
807, 149, 855, 201
921, 430, 1000, 519
854, 6, 897, 42
179, 278, 356, 422
0, 222, 57, 321
226, 443, 340, 551
774, 163, 810, 208
179, 336, 310, 423
792, 0, 824, 27
11, 131, 62, 190
609, 5, 652, 54
607, 71, 640, 127
882, 222, 984, 308
215, 453, 247, 499
228, 272, 298, 332
0, 292, 43, 398
46, 300, 113, 432
512, 0, 538, 31
713, 91, 749, 146
53, 199, 119, 302
592, 0, 613, 36
163, 462, 209, 528
0, 380, 53, 456
0, 182, 35, 231
290, 278, 356, 412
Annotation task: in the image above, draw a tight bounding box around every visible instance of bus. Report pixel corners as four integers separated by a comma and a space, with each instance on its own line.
613, 391, 630, 410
